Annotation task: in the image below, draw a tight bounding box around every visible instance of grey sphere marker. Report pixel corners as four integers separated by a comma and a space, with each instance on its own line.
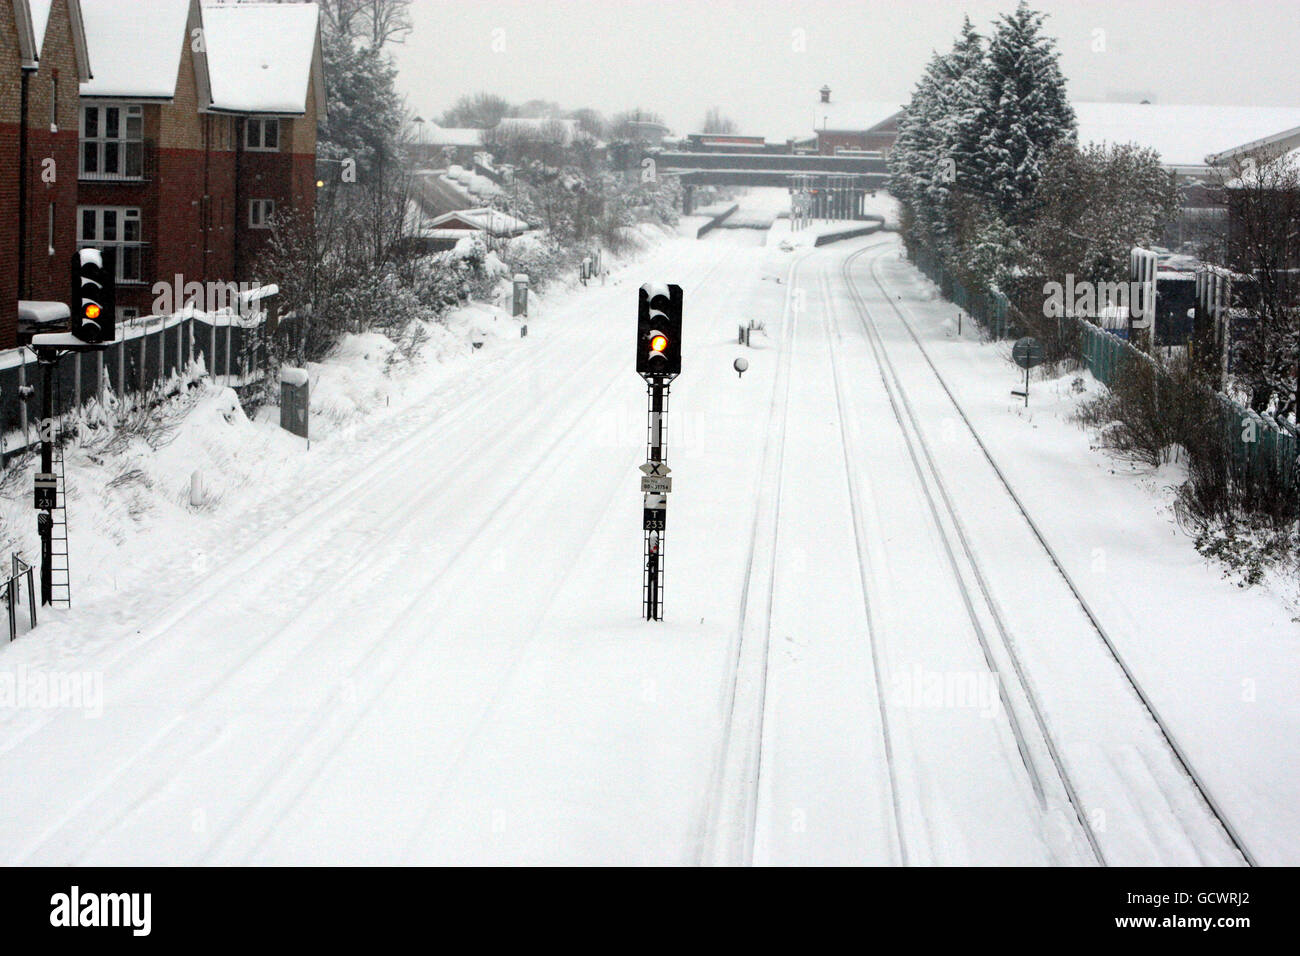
734, 357, 749, 378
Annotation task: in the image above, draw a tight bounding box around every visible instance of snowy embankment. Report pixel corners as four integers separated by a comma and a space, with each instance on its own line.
0, 234, 772, 865
0, 224, 673, 652
872, 249, 1300, 864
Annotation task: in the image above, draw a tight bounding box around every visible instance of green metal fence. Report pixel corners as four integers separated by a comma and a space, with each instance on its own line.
910, 244, 1016, 340
910, 244, 1300, 490
1076, 304, 1298, 488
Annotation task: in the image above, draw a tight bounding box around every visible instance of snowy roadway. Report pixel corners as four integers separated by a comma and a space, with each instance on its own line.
0, 234, 1292, 865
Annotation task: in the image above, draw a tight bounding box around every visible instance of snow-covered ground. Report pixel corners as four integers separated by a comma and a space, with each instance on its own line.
0, 230, 1294, 865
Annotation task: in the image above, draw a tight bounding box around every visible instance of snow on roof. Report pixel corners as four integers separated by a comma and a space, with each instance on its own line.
1074, 102, 1300, 169
428, 208, 530, 235
1223, 145, 1300, 188
79, 0, 192, 98
202, 1, 320, 114
420, 228, 487, 240
18, 299, 71, 324
425, 126, 484, 147
813, 100, 903, 133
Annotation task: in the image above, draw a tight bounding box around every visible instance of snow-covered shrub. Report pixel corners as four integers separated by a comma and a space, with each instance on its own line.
1079, 351, 1299, 577
501, 232, 567, 288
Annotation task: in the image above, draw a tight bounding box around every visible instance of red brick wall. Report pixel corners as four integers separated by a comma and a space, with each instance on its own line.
235, 120, 317, 281
21, 0, 81, 309
202, 114, 238, 287
24, 123, 79, 303
70, 7, 319, 318
0, 118, 18, 348
0, 2, 20, 348
818, 132, 868, 156
1, 0, 83, 347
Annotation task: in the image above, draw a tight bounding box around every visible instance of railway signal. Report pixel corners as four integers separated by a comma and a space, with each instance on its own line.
71, 248, 117, 345
637, 282, 682, 621
637, 283, 682, 376
27, 248, 118, 606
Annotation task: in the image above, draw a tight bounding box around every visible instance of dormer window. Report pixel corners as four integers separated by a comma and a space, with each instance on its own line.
246, 118, 280, 152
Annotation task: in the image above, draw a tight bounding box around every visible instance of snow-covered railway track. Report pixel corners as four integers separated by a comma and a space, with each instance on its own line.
833, 250, 1105, 864
845, 242, 1256, 867
700, 237, 904, 865
190, 247, 750, 864
817, 265, 910, 864
9, 248, 746, 866
696, 248, 805, 865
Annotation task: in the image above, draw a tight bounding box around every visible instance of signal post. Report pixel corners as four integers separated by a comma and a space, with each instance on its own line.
30, 249, 117, 605
636, 283, 682, 621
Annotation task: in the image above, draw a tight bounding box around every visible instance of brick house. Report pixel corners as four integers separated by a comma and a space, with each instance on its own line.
72, 0, 322, 324
2, 0, 92, 348
200, 1, 323, 281
811, 86, 902, 157
1, 0, 322, 348
1, 4, 22, 346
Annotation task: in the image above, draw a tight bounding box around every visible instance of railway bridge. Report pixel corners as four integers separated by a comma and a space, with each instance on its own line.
650, 150, 890, 219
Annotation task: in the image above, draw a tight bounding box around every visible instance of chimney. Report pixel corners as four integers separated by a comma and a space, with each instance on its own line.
819, 85, 832, 104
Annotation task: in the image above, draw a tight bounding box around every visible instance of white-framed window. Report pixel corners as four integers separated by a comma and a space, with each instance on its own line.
50, 76, 58, 132
116, 307, 140, 324
78, 206, 145, 283
48, 202, 55, 255
249, 199, 275, 229
81, 103, 144, 179
245, 117, 280, 152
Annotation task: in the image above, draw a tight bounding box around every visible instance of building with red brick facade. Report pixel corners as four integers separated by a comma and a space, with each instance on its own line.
1, 0, 322, 348
2, 0, 92, 348
810, 86, 902, 157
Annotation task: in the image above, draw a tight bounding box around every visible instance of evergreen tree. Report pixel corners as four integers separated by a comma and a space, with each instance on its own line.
317, 28, 406, 178
889, 18, 985, 255
970, 2, 1075, 221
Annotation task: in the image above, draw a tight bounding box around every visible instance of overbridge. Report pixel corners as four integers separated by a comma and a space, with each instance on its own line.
651, 150, 890, 217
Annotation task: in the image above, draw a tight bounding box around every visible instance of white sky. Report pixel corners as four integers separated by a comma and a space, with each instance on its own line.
393, 0, 1300, 140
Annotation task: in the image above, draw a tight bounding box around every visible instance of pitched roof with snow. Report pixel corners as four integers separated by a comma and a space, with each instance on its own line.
14, 0, 91, 77
201, 1, 322, 114
1074, 102, 1300, 170
813, 100, 904, 134
1223, 146, 1300, 188
79, 0, 192, 97
428, 208, 530, 235
425, 126, 484, 147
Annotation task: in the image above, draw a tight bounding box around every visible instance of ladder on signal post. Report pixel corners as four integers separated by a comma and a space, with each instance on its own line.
49, 426, 71, 608
642, 377, 672, 621
48, 368, 71, 608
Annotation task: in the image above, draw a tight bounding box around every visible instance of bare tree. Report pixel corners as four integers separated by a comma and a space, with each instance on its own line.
701, 107, 738, 134
364, 0, 412, 48
441, 92, 512, 130
319, 0, 365, 39
317, 0, 411, 48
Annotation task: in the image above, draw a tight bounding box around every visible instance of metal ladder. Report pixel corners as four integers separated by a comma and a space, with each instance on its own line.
642, 379, 670, 621
49, 370, 72, 608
